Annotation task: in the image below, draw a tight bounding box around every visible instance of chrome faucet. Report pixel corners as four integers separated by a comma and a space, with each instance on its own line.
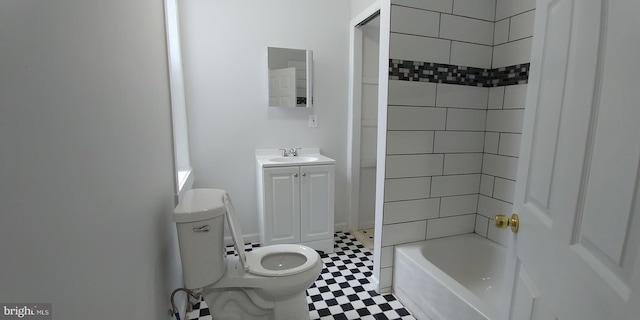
279, 148, 301, 157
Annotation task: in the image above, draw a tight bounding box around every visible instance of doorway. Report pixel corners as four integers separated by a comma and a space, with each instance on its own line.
348, 7, 381, 250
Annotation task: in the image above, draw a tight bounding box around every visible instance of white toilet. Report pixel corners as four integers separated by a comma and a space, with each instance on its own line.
173, 188, 322, 320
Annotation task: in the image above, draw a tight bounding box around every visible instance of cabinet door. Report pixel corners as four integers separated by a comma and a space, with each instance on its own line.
300, 165, 334, 243
263, 166, 300, 244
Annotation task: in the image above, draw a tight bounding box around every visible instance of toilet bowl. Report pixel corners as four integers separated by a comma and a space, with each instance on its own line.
173, 188, 323, 320
245, 244, 322, 299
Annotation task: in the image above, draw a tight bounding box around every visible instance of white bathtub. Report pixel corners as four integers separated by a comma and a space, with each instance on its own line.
393, 233, 507, 320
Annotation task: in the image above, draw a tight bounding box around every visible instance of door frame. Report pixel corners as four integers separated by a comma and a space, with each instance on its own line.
347, 1, 382, 231
347, 0, 391, 292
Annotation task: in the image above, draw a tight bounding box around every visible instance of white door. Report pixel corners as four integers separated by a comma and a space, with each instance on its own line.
300, 165, 335, 243
263, 166, 300, 244
268, 67, 296, 107
505, 0, 640, 319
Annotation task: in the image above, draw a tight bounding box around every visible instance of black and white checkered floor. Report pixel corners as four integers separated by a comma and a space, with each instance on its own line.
225, 232, 415, 320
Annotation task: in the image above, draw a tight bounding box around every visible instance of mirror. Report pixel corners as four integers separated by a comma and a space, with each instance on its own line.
268, 47, 313, 107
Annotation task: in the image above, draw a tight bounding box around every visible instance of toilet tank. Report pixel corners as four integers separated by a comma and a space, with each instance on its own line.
173, 188, 228, 289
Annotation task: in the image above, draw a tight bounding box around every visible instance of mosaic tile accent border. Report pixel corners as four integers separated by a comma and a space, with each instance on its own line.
389, 59, 530, 87
490, 64, 530, 86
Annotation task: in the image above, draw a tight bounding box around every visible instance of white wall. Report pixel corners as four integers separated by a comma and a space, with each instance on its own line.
352, 0, 380, 18
0, 1, 181, 318
179, 0, 351, 238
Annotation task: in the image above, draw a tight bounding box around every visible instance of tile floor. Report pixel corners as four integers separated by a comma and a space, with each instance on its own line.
225, 232, 416, 320
307, 232, 415, 320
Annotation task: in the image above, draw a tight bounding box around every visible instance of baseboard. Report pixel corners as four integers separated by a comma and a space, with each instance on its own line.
334, 222, 348, 233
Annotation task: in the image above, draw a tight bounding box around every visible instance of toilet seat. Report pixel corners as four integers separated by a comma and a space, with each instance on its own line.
222, 192, 320, 277
222, 192, 248, 271
245, 244, 320, 277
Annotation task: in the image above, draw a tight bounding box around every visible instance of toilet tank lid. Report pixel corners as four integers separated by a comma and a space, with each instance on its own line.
173, 189, 227, 223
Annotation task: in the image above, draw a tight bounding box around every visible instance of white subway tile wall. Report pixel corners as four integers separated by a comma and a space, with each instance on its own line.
481, 81, 528, 245
475, 214, 490, 237
440, 14, 494, 45
385, 177, 432, 201
426, 214, 476, 239
380, 245, 394, 268
493, 178, 516, 203
390, 6, 494, 69
492, 37, 533, 68
436, 83, 489, 109
493, 19, 510, 45
452, 0, 496, 21
449, 41, 494, 69
387, 105, 446, 130
440, 194, 479, 217
386, 131, 434, 154
484, 132, 499, 153
498, 133, 522, 157
386, 154, 444, 178
509, 10, 535, 41
478, 194, 512, 219
379, 0, 535, 292
383, 198, 441, 224
486, 109, 525, 132
486, 220, 510, 246
446, 109, 487, 131
390, 33, 451, 64
391, 6, 441, 37
433, 131, 485, 153
393, 0, 453, 14
493, 0, 535, 68
443, 153, 483, 175
381, 220, 427, 246
388, 80, 437, 105
503, 83, 529, 109
479, 174, 495, 196
482, 153, 519, 180
431, 174, 481, 197
495, 0, 536, 21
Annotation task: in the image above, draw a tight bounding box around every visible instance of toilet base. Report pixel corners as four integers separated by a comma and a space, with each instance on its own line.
203, 287, 310, 320
273, 292, 310, 320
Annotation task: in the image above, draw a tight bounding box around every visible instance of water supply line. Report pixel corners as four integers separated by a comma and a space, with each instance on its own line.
170, 287, 198, 320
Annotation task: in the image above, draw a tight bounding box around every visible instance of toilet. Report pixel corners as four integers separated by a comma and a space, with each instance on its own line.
173, 188, 322, 320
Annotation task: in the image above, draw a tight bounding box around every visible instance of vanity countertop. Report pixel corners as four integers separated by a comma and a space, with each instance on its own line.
255, 148, 336, 168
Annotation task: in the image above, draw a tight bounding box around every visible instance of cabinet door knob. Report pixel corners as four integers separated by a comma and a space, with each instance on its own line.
302, 173, 307, 177
294, 173, 298, 177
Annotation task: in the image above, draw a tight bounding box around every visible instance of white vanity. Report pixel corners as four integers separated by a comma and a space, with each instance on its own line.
256, 148, 335, 253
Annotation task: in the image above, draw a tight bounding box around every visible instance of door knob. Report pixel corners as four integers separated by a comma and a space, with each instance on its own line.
495, 213, 519, 233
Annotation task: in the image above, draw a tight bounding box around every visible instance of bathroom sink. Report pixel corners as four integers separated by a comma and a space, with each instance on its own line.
269, 156, 319, 163
256, 148, 335, 167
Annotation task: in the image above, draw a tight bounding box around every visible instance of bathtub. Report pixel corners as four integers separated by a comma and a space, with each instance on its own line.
393, 233, 507, 320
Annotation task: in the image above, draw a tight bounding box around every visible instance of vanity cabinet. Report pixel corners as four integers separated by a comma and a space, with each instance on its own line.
257, 164, 334, 253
